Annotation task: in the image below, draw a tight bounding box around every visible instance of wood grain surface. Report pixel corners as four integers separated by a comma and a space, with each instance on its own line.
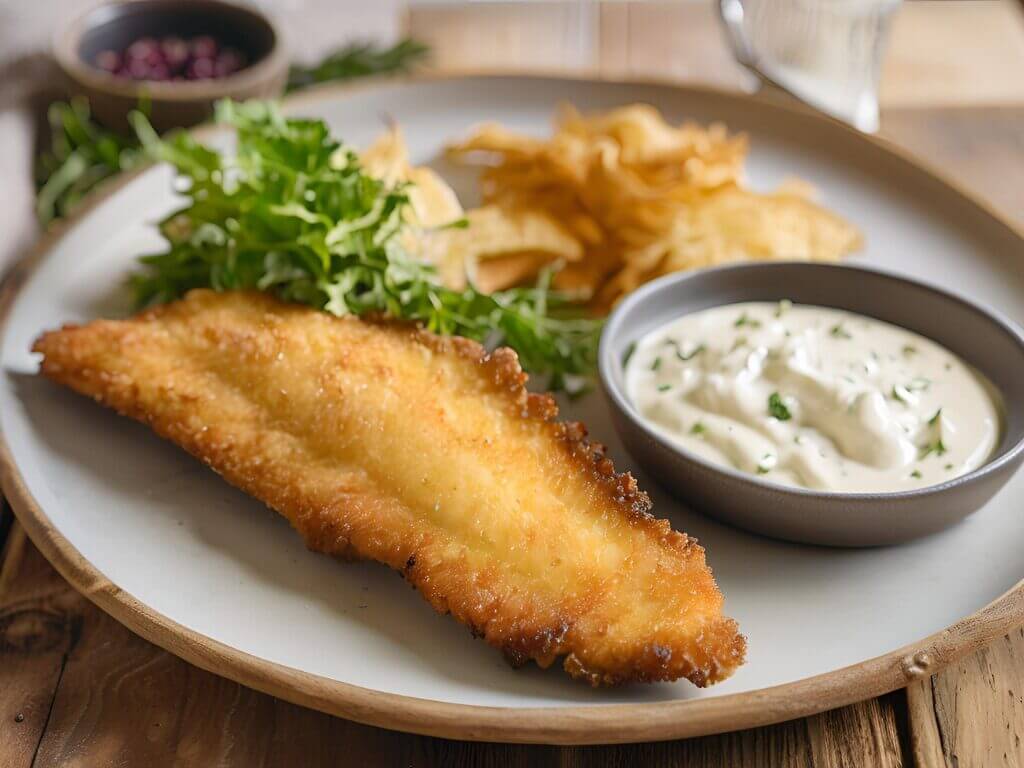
3, 0, 1024, 763
1, 104, 1022, 766
408, 0, 1024, 107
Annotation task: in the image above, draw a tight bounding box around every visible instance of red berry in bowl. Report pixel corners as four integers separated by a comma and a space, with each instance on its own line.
160, 36, 190, 70
188, 57, 215, 80
128, 58, 151, 80
95, 49, 121, 72
190, 35, 218, 60
214, 49, 245, 77
126, 37, 159, 63
97, 32, 250, 82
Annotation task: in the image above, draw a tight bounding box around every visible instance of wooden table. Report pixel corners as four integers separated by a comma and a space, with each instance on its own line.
3, 3, 1024, 765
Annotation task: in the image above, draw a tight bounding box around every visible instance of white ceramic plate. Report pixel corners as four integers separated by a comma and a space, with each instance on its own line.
2, 76, 1023, 744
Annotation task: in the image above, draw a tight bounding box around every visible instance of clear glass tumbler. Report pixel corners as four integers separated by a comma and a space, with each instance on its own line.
719, 0, 902, 132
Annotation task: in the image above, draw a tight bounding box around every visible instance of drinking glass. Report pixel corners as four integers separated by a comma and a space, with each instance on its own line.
719, 0, 902, 132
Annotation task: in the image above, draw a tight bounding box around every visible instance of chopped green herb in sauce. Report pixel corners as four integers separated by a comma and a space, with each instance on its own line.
674, 342, 705, 362
768, 392, 792, 421
624, 300, 999, 493
891, 385, 912, 404
734, 312, 761, 329
829, 323, 852, 339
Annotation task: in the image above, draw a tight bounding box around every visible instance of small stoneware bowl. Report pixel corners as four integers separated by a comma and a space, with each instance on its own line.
599, 263, 1024, 547
54, 0, 288, 132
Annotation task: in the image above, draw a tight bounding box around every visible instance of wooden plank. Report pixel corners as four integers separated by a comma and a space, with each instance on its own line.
0, 526, 83, 768
906, 629, 1024, 768
906, 677, 946, 767
804, 694, 905, 768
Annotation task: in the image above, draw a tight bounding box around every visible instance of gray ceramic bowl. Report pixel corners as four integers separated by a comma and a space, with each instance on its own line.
599, 263, 1024, 546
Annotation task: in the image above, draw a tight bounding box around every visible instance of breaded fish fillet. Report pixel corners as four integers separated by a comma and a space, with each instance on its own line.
33, 290, 745, 686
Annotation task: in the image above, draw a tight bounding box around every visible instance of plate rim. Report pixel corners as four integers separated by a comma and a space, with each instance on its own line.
3, 73, 1024, 745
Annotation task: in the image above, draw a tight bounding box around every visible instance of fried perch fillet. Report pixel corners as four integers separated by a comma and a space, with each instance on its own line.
33, 290, 745, 686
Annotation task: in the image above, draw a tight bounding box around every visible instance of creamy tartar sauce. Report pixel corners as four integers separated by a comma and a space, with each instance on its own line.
624, 301, 1001, 492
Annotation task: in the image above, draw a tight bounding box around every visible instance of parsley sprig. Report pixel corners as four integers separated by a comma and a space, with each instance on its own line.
129, 101, 601, 391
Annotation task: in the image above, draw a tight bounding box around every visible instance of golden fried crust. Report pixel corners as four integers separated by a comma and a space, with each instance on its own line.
33, 290, 745, 686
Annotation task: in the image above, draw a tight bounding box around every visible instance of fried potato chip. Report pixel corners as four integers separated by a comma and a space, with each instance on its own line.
360, 125, 410, 183
594, 186, 863, 310
361, 125, 464, 229
447, 102, 862, 310
406, 166, 464, 229
469, 252, 557, 294
423, 204, 582, 290
556, 104, 746, 187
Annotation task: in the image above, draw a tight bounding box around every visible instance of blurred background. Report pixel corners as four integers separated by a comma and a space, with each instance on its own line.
1, 0, 1023, 277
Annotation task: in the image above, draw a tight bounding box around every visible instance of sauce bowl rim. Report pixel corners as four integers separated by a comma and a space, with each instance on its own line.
598, 261, 1024, 502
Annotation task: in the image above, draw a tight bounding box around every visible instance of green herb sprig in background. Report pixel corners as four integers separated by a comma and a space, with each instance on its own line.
129, 101, 600, 390
286, 39, 429, 93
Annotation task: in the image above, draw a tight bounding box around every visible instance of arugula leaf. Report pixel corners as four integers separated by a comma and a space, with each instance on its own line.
129, 100, 601, 391
35, 99, 143, 225
919, 438, 948, 460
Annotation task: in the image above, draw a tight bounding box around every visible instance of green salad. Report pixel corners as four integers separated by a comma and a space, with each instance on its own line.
130, 101, 601, 391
